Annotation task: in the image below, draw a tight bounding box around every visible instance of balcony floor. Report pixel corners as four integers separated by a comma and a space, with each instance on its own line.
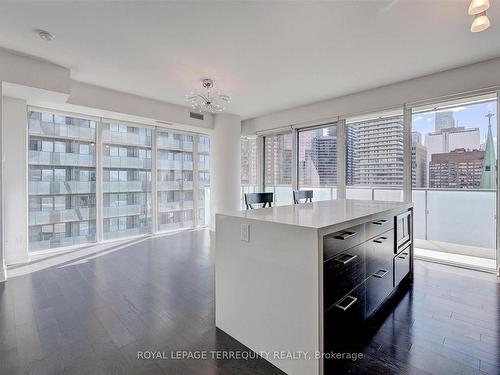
2, 229, 500, 375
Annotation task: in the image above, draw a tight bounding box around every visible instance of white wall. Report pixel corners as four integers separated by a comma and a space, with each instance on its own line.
242, 57, 500, 133
2, 97, 28, 266
210, 114, 241, 230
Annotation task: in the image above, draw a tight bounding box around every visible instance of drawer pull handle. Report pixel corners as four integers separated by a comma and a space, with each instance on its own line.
374, 236, 387, 243
334, 254, 358, 265
373, 219, 388, 225
398, 252, 409, 259
373, 269, 389, 278
334, 231, 357, 240
335, 295, 358, 311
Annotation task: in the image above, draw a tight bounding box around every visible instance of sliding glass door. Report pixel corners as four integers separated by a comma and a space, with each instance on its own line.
411, 94, 497, 270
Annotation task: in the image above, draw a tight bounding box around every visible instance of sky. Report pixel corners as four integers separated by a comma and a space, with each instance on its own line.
412, 100, 497, 146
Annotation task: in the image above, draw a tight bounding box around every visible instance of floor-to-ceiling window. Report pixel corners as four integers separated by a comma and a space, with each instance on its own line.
198, 135, 210, 226
102, 121, 152, 240
345, 113, 404, 201
240, 136, 258, 208
411, 94, 497, 270
157, 130, 194, 231
28, 109, 97, 251
298, 124, 338, 201
264, 132, 293, 206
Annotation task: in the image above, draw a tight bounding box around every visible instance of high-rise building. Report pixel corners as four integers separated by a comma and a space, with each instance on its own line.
352, 117, 404, 186
156, 130, 195, 231
308, 128, 337, 186
345, 125, 358, 185
264, 133, 292, 186
425, 127, 480, 156
429, 148, 485, 189
435, 110, 455, 132
480, 112, 497, 189
28, 110, 97, 251
102, 122, 152, 240
241, 137, 258, 186
412, 132, 427, 187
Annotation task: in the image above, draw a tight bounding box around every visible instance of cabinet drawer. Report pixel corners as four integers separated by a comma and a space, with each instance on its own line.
323, 224, 365, 260
365, 270, 393, 317
394, 245, 411, 287
324, 282, 366, 352
323, 244, 366, 311
366, 229, 394, 276
365, 215, 394, 240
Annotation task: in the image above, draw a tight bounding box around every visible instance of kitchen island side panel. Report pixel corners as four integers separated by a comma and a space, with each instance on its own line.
215, 214, 321, 375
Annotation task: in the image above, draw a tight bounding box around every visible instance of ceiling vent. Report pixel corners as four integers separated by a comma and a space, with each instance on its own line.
190, 112, 204, 120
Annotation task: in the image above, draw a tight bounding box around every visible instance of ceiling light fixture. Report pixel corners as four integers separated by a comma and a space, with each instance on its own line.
468, 0, 490, 15
469, 0, 491, 32
186, 79, 231, 113
36, 29, 54, 41
471, 11, 491, 32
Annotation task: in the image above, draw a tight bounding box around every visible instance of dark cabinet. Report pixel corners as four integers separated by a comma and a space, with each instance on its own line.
394, 244, 411, 287
324, 282, 366, 352
323, 211, 413, 354
365, 229, 394, 316
323, 244, 366, 312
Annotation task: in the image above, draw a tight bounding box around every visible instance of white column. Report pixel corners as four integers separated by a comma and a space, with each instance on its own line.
210, 113, 241, 231
0, 87, 5, 282
2, 96, 29, 271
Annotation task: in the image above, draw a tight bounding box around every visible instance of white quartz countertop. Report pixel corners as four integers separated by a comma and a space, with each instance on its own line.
218, 199, 413, 231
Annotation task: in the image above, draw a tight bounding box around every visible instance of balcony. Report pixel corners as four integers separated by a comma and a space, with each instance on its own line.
157, 181, 193, 191
29, 181, 96, 195
103, 181, 151, 193
157, 138, 193, 151
159, 220, 194, 232
158, 200, 194, 212
29, 121, 96, 141
157, 159, 193, 170
103, 226, 152, 241
103, 205, 146, 218
29, 234, 96, 252
102, 130, 151, 147
103, 156, 151, 169
28, 208, 96, 226
29, 151, 95, 167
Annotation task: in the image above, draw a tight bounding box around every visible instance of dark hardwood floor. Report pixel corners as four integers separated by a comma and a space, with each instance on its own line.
0, 229, 499, 375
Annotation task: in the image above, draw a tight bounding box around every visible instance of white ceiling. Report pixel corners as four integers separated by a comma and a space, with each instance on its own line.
0, 1, 499, 120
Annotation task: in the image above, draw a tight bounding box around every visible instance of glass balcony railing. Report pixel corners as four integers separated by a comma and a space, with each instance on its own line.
102, 131, 151, 147
29, 151, 95, 167
158, 200, 194, 212
103, 181, 151, 193
157, 160, 193, 170
156, 138, 193, 151
29, 234, 96, 252
28, 181, 96, 195
29, 121, 96, 141
157, 181, 193, 191
103, 205, 145, 218
28, 208, 96, 226
103, 156, 151, 169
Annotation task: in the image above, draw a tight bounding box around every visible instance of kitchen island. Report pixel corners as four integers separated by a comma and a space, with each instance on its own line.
215, 199, 413, 375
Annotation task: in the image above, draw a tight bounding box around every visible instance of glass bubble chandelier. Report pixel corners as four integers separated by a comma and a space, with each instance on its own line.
186, 78, 231, 113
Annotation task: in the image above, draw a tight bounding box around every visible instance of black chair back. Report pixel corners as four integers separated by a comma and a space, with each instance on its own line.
244, 192, 274, 209
293, 190, 313, 204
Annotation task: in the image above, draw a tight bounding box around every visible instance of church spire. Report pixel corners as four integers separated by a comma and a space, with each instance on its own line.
480, 111, 497, 189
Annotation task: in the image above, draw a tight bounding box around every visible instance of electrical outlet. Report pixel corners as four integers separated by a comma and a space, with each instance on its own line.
240, 223, 250, 242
